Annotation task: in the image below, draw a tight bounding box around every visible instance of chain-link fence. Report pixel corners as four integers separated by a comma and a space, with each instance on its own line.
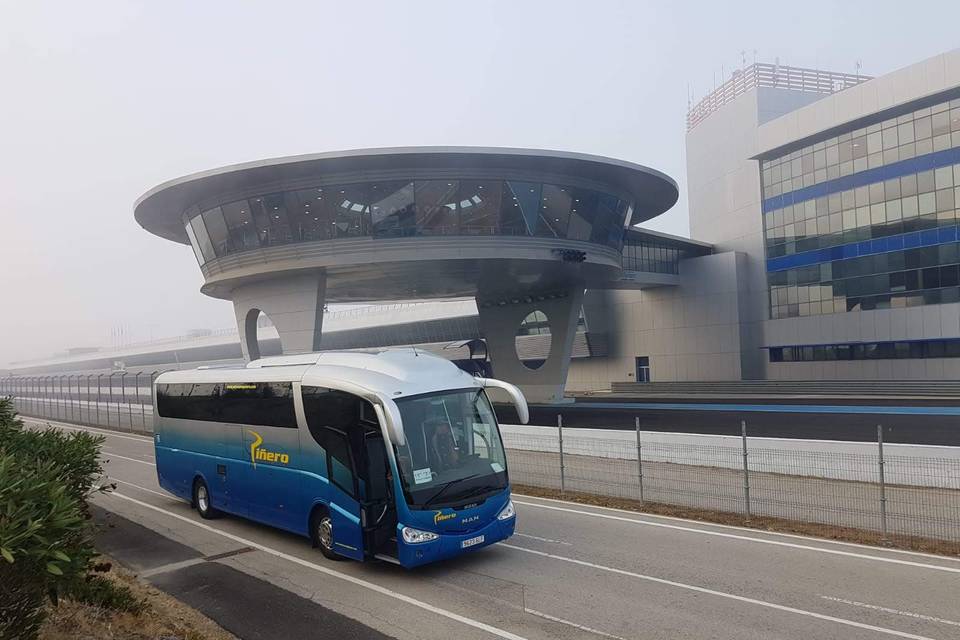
501, 418, 960, 547
3, 375, 959, 546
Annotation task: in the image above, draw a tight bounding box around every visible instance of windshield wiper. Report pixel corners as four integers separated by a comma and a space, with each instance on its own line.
452, 483, 500, 502
422, 474, 481, 509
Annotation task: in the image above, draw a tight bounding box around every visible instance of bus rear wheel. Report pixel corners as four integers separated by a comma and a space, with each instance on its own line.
193, 478, 219, 519
310, 510, 341, 561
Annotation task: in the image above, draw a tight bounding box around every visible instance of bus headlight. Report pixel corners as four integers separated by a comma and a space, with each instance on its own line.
497, 500, 516, 520
401, 526, 439, 544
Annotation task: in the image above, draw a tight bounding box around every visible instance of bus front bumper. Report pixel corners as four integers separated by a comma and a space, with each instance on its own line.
396, 515, 516, 568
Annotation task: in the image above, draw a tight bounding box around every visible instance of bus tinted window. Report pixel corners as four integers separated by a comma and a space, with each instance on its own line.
301, 386, 362, 430
157, 381, 295, 427
156, 383, 219, 421
220, 382, 296, 428
302, 387, 369, 496
325, 431, 355, 495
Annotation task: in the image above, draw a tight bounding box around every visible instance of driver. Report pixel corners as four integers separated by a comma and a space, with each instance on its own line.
429, 420, 461, 470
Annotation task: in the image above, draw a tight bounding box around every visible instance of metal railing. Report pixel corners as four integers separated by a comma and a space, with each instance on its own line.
3, 375, 958, 547
687, 62, 872, 131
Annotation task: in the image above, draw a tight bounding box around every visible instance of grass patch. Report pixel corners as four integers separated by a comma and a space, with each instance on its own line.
39, 555, 235, 640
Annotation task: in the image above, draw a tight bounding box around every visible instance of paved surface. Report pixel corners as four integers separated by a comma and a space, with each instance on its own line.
94, 507, 392, 640
26, 419, 960, 640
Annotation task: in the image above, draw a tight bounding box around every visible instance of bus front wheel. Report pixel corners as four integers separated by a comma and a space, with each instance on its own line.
193, 478, 219, 519
310, 509, 342, 561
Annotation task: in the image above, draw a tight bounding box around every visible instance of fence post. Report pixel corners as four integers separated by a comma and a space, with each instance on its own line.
878, 424, 889, 545
635, 416, 644, 505
96, 374, 102, 425
135, 373, 144, 431
741, 419, 751, 523
122, 372, 131, 431
558, 414, 566, 496
86, 375, 93, 426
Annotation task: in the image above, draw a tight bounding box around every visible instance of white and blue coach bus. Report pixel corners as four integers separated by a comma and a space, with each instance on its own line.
152, 349, 527, 568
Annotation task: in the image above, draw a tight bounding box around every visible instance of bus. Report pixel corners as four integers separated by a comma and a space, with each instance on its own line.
152, 349, 527, 568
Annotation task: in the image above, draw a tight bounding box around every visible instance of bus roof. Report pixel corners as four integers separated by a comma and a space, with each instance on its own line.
156, 348, 481, 400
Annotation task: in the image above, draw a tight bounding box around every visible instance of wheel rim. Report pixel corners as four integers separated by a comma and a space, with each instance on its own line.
318, 516, 334, 551
197, 485, 209, 512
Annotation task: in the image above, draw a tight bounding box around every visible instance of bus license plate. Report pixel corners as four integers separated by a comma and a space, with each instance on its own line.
461, 535, 484, 548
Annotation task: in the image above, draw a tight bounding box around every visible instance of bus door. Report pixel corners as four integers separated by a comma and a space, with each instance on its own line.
357, 425, 397, 558
314, 426, 365, 560
300, 387, 399, 560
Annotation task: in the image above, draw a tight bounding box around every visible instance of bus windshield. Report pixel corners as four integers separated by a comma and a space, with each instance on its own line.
393, 388, 508, 509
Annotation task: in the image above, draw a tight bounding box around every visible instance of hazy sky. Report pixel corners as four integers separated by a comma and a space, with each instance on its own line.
2, 1, 958, 366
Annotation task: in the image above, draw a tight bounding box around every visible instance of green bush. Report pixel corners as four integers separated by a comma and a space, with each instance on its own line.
0, 398, 118, 640
0, 453, 88, 639
0, 415, 105, 507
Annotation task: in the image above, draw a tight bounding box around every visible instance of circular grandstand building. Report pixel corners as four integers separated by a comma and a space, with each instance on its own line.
135, 147, 679, 402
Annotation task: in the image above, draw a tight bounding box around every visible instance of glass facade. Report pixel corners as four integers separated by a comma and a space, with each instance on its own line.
769, 339, 960, 362
761, 96, 960, 320
183, 179, 632, 266
621, 234, 710, 275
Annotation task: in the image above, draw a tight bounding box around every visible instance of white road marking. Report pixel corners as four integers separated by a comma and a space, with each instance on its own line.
139, 557, 208, 578
45, 421, 960, 572
514, 533, 572, 546
819, 595, 960, 628
513, 500, 960, 574
514, 493, 960, 564
523, 608, 628, 640
111, 478, 170, 498
107, 492, 530, 640
502, 544, 940, 640
102, 451, 155, 467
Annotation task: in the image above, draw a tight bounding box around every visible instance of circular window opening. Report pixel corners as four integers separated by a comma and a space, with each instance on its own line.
244, 309, 278, 361
515, 310, 551, 370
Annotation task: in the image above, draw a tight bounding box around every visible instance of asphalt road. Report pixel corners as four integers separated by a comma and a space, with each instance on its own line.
31, 419, 960, 640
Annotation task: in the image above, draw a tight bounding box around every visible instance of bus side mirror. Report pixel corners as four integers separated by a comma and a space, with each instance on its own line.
477, 379, 529, 424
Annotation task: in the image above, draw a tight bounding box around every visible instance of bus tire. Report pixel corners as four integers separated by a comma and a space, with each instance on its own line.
193, 478, 219, 519
310, 508, 341, 561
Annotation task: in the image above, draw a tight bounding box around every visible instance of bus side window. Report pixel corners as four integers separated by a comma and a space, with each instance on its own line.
156, 383, 219, 421
313, 427, 355, 497
302, 386, 361, 496
324, 429, 355, 496
221, 382, 296, 427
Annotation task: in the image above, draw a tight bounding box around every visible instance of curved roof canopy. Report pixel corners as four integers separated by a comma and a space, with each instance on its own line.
135, 147, 679, 244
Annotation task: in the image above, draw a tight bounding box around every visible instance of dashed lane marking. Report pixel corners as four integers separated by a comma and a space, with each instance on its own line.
514, 533, 572, 546
523, 608, 628, 640
819, 595, 960, 628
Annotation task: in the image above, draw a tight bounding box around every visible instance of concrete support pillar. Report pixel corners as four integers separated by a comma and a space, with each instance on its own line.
476, 288, 585, 404
232, 272, 327, 361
